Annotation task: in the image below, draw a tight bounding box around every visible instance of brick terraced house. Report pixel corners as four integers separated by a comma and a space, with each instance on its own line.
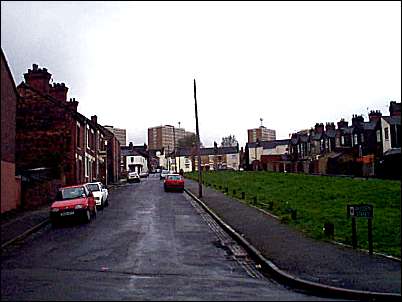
15, 64, 120, 209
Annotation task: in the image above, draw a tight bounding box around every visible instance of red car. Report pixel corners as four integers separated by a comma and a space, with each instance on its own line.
164, 174, 184, 192
50, 185, 97, 225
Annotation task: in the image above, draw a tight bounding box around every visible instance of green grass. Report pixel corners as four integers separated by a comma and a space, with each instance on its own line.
185, 171, 401, 258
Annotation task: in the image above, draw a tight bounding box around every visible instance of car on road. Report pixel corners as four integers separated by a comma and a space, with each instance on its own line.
50, 185, 97, 225
127, 171, 140, 183
84, 182, 109, 208
160, 169, 170, 180
139, 171, 149, 178
164, 174, 185, 192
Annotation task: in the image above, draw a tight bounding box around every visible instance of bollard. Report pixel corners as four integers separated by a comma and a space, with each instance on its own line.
253, 196, 257, 203
323, 222, 334, 238
291, 209, 297, 220
241, 192, 245, 199
225, 187, 228, 193
233, 189, 236, 195
268, 201, 273, 210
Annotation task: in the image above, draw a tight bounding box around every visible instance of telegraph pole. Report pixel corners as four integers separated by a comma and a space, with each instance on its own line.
194, 79, 202, 198
178, 121, 181, 173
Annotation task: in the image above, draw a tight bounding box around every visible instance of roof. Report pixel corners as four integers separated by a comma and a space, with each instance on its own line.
121, 148, 147, 157
175, 147, 194, 156
312, 132, 323, 140
248, 139, 290, 149
382, 116, 401, 125
363, 121, 378, 130
198, 146, 239, 156
325, 129, 336, 138
342, 127, 354, 135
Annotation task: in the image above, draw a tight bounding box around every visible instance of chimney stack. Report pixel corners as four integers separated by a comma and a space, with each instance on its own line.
337, 119, 348, 129
68, 98, 78, 111
325, 122, 335, 132
23, 64, 52, 95
49, 82, 68, 102
352, 114, 364, 126
368, 110, 382, 122
389, 101, 401, 117
314, 123, 324, 133
91, 115, 98, 125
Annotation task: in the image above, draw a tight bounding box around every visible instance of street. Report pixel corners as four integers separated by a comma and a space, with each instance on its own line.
1, 175, 337, 301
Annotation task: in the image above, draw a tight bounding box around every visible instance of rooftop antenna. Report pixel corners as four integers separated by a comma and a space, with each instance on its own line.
260, 118, 263, 127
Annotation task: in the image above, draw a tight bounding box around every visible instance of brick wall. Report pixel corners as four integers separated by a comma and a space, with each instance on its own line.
1, 50, 21, 213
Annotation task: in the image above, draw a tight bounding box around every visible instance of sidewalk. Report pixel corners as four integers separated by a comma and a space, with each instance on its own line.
1, 183, 121, 249
1, 204, 50, 248
185, 179, 401, 298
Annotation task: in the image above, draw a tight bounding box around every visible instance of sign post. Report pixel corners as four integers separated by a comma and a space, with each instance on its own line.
347, 204, 373, 255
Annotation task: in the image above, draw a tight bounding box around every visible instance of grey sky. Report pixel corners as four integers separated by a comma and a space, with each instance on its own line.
1, 1, 401, 148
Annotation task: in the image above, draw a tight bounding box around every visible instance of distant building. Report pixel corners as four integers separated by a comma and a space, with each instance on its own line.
248, 126, 276, 143
121, 142, 148, 176
104, 125, 126, 147
148, 125, 195, 151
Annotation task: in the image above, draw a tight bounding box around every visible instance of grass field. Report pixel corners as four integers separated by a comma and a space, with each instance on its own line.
185, 171, 401, 258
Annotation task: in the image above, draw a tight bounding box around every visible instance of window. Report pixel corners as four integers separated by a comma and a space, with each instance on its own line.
76, 125, 81, 148
384, 127, 389, 140
341, 136, 345, 145
376, 130, 381, 142
85, 157, 89, 177
131, 157, 134, 163
354, 134, 358, 145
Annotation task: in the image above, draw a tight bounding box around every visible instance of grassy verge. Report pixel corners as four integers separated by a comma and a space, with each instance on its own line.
185, 171, 401, 258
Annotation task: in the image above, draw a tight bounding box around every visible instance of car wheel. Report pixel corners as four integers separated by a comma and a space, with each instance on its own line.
51, 218, 60, 227
84, 209, 91, 223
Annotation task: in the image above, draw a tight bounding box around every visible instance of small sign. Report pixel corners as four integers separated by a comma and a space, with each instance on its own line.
347, 204, 373, 218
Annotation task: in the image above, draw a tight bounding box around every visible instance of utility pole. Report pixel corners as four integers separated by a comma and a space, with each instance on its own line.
194, 79, 202, 198
178, 121, 181, 173
173, 126, 177, 172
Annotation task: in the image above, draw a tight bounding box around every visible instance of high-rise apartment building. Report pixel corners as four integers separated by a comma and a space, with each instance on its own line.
104, 125, 127, 146
148, 125, 195, 151
248, 126, 276, 143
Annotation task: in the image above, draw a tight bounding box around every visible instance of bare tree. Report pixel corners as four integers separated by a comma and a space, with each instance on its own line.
221, 134, 238, 147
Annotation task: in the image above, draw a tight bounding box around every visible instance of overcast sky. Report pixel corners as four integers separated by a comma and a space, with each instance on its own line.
1, 1, 401, 148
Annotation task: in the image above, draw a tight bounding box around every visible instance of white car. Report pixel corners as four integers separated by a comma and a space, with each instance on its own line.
160, 169, 170, 180
84, 182, 109, 208
127, 171, 140, 183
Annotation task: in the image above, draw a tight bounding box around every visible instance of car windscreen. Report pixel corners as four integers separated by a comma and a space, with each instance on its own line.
58, 187, 85, 200
86, 184, 100, 192
167, 175, 182, 180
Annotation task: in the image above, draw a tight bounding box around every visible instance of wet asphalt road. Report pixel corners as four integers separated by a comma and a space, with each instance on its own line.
1, 175, 341, 301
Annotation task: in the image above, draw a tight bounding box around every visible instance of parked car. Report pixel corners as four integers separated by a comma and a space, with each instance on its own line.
164, 174, 185, 192
160, 169, 170, 180
50, 185, 96, 225
139, 171, 149, 178
127, 171, 140, 183
84, 182, 109, 208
